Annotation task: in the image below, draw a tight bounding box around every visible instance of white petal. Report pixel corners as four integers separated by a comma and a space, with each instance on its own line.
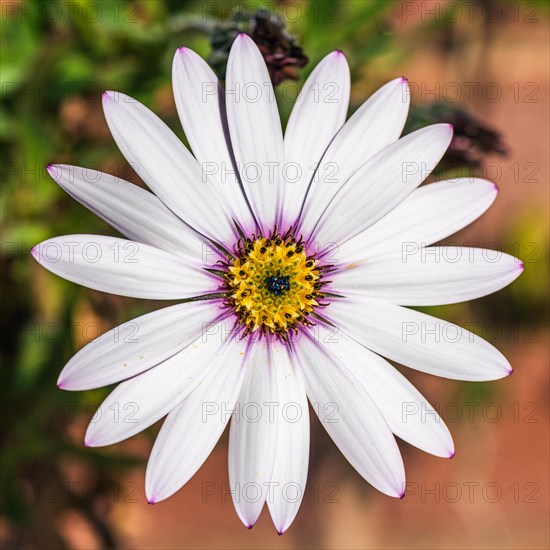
282, 51, 350, 224
333, 247, 524, 305
225, 34, 285, 232
172, 48, 255, 229
145, 335, 248, 503
229, 341, 277, 528
47, 164, 204, 259
329, 297, 513, 381
296, 332, 405, 497
58, 302, 219, 391
336, 178, 498, 262
310, 124, 453, 247
267, 341, 309, 534
299, 78, 410, 236
85, 323, 231, 447
102, 91, 234, 242
31, 235, 214, 299
316, 325, 453, 457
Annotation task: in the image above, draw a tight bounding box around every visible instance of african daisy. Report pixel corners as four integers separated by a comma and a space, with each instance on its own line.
31, 34, 523, 533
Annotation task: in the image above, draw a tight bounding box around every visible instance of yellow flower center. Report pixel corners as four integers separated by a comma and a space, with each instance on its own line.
223, 232, 324, 337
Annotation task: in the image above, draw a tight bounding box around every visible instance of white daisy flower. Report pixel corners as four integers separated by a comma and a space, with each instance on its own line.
31, 34, 523, 533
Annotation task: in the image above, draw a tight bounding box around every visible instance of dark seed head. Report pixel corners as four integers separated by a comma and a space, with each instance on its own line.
264, 275, 291, 296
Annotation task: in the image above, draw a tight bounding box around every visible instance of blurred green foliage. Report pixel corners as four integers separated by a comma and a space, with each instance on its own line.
1, 0, 547, 547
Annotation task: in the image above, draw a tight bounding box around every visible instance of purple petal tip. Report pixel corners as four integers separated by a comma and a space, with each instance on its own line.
401, 76, 408, 83
56, 380, 65, 390
147, 498, 156, 505
335, 49, 344, 56
492, 182, 499, 192
30, 246, 38, 258
277, 530, 284, 536
448, 451, 455, 459
178, 46, 187, 54
518, 261, 525, 271
508, 367, 514, 376
102, 90, 111, 100
399, 490, 406, 500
